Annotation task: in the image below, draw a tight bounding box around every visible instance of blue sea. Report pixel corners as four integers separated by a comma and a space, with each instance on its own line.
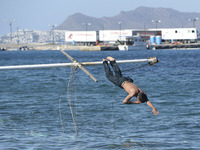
0, 49, 200, 149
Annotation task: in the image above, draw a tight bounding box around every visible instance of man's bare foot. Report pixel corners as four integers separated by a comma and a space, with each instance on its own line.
107, 56, 115, 61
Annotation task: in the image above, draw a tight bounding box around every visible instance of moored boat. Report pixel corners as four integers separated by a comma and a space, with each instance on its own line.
118, 36, 147, 51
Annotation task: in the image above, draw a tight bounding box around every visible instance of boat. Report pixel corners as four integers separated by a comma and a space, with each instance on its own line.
118, 36, 147, 51
0, 47, 7, 51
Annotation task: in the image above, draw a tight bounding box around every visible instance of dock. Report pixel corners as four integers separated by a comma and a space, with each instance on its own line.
0, 43, 118, 51
65, 46, 118, 51
150, 43, 200, 50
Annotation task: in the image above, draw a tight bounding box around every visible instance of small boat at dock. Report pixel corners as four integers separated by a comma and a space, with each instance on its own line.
118, 36, 147, 51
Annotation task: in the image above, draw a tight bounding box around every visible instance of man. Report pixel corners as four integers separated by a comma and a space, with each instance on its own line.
103, 56, 159, 116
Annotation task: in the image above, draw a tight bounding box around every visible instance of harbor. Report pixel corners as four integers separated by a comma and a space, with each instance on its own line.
1, 28, 200, 51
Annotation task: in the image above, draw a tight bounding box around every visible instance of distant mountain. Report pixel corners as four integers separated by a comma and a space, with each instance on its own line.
56, 6, 200, 31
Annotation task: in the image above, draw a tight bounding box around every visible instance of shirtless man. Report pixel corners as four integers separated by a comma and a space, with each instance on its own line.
103, 56, 159, 116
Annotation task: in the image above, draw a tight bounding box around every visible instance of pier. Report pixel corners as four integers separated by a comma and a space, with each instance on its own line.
0, 43, 118, 51
150, 43, 200, 50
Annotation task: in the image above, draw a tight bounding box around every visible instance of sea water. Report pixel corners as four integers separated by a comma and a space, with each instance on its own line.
0, 49, 199, 149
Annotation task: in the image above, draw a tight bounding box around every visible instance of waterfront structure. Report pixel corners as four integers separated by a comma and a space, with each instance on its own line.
149, 28, 199, 43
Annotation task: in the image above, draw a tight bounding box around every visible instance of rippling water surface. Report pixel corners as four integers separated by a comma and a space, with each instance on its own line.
0, 49, 200, 149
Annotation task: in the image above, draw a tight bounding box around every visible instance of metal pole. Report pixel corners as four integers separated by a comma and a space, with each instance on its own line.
17, 26, 19, 46
0, 57, 158, 71
86, 24, 87, 45
83, 23, 91, 46
52, 26, 55, 46
5, 20, 16, 46
48, 24, 57, 47
102, 23, 104, 45
155, 21, 159, 30
152, 20, 161, 31
118, 22, 122, 41
10, 22, 12, 46
188, 18, 198, 28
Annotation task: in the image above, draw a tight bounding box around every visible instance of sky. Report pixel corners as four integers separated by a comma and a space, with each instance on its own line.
1, 0, 200, 36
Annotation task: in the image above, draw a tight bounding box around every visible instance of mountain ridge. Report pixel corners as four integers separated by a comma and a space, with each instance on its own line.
56, 6, 200, 31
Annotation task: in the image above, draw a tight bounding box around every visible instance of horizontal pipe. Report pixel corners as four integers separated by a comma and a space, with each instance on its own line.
0, 58, 157, 71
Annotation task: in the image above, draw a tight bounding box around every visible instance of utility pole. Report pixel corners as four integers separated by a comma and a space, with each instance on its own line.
188, 18, 199, 28
48, 24, 57, 46
4, 19, 16, 46
17, 26, 20, 47
102, 22, 104, 45
82, 23, 91, 46
118, 22, 122, 41
152, 20, 161, 30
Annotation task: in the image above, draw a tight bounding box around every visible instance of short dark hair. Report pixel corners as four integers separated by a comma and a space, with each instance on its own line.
138, 92, 148, 103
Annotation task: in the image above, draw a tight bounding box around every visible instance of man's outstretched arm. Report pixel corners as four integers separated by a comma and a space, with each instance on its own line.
146, 101, 159, 116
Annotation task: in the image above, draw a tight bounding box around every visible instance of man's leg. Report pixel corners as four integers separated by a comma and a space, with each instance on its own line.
103, 60, 112, 75
107, 57, 122, 77
103, 60, 120, 86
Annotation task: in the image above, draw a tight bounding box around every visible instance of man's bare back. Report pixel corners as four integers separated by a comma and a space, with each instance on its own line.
122, 81, 141, 103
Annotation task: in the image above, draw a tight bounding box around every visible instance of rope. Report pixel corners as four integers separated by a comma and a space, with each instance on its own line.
67, 66, 78, 134
111, 85, 115, 130
59, 61, 151, 134
59, 66, 79, 134
59, 92, 65, 133
121, 64, 149, 72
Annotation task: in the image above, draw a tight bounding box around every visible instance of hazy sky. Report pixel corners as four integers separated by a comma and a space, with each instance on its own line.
1, 0, 200, 36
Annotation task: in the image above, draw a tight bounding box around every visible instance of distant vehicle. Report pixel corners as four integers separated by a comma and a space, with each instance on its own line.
18, 46, 29, 51
65, 31, 99, 45
0, 47, 7, 51
118, 36, 147, 51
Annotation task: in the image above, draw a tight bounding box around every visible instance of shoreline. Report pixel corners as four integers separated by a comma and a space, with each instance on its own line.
1, 43, 200, 51
0, 43, 118, 51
